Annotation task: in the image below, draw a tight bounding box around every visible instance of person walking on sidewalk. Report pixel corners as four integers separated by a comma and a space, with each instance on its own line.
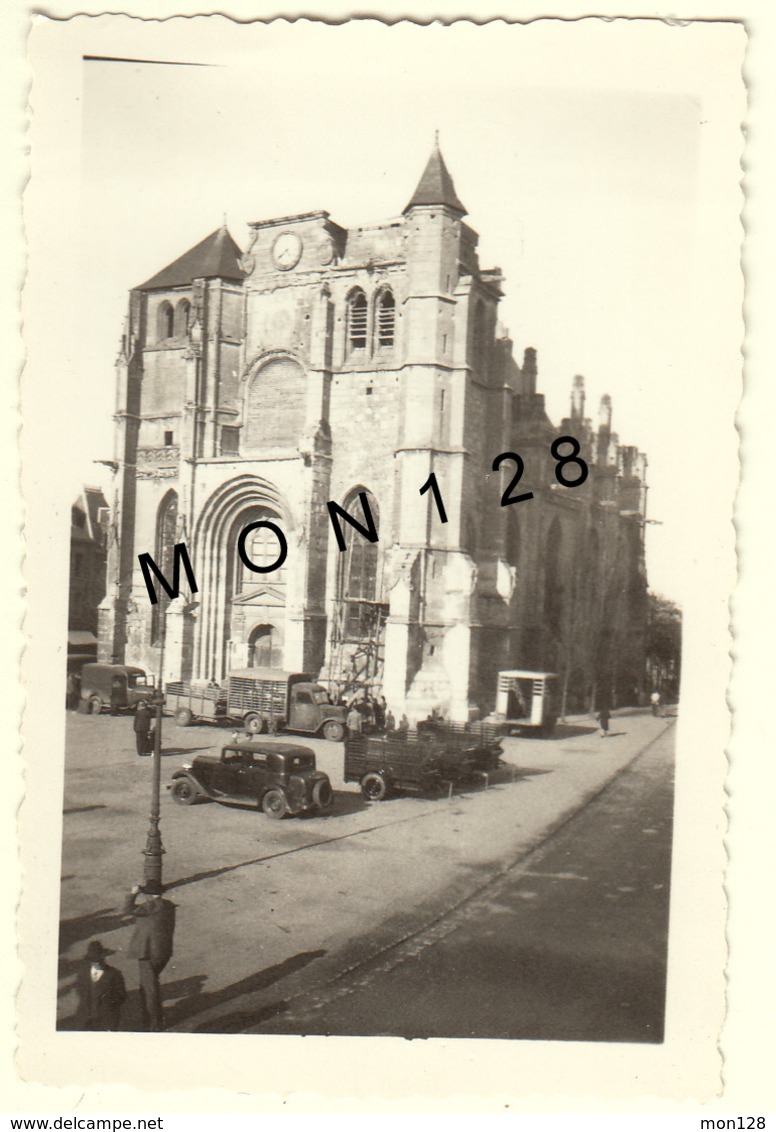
122, 881, 176, 1031
133, 699, 153, 756
597, 705, 611, 738
80, 940, 126, 1031
650, 690, 662, 717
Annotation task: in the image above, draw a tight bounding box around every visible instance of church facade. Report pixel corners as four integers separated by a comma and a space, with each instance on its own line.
99, 144, 648, 720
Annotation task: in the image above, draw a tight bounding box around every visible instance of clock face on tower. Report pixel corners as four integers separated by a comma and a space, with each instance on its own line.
272, 231, 303, 270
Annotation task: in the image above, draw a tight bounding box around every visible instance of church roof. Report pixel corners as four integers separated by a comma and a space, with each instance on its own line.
403, 142, 467, 216
136, 225, 245, 291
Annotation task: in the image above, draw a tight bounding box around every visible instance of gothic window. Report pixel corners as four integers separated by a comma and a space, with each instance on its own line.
174, 298, 191, 337
157, 302, 174, 342
337, 490, 380, 640
151, 490, 178, 644
375, 290, 395, 348
244, 357, 306, 451
348, 290, 368, 352
237, 517, 286, 595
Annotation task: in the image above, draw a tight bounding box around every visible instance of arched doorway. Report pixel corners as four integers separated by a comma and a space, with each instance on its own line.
247, 624, 281, 668
192, 474, 293, 681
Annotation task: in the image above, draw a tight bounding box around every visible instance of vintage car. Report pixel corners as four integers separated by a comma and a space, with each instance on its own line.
168, 740, 334, 820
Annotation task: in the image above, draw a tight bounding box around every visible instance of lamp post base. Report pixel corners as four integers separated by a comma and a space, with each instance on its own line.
143, 816, 164, 891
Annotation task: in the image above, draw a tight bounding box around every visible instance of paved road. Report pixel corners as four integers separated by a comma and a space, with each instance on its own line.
249, 725, 674, 1042
58, 709, 675, 1035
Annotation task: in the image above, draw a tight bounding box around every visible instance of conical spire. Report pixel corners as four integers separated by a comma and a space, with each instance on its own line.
403, 139, 467, 216
136, 224, 244, 291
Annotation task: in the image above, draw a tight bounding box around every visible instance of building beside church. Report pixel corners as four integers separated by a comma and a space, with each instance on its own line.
99, 143, 648, 720
69, 486, 109, 671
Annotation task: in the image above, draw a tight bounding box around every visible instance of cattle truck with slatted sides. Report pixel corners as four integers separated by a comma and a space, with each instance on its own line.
344, 724, 504, 801
226, 668, 348, 742
165, 680, 229, 727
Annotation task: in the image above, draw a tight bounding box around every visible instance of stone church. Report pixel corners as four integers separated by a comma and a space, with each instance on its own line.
99, 143, 648, 720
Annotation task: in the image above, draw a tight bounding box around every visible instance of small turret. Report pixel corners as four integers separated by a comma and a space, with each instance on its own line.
598, 393, 612, 431
571, 375, 586, 420
522, 348, 538, 396
403, 138, 467, 217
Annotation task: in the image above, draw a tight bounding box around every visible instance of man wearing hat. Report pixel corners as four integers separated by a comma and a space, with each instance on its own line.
80, 941, 126, 1031
133, 700, 153, 757
122, 882, 176, 1031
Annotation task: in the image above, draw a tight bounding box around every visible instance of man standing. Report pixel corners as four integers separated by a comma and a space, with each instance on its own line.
122, 881, 176, 1031
650, 690, 662, 717
110, 673, 124, 716
134, 699, 153, 756
80, 941, 126, 1031
346, 703, 362, 735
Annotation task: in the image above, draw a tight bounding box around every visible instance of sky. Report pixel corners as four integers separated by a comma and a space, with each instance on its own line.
29, 16, 743, 604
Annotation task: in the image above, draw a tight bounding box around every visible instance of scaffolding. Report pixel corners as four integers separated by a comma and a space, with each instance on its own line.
326, 596, 388, 702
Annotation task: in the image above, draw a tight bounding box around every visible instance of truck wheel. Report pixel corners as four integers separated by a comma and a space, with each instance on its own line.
261, 789, 288, 820
175, 708, 194, 727
313, 779, 333, 809
322, 720, 345, 742
361, 772, 388, 802
244, 713, 264, 735
171, 778, 200, 806
89, 695, 103, 715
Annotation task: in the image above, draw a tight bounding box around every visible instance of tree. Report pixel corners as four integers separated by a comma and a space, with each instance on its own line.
646, 593, 682, 700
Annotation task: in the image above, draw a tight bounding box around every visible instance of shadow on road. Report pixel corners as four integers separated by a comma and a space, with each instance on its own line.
158, 745, 212, 758
547, 723, 599, 740
59, 906, 127, 954
165, 855, 271, 891
166, 949, 327, 1031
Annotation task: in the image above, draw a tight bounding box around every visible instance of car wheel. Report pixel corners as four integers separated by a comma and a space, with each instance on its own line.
361, 772, 388, 802
261, 789, 288, 820
175, 708, 194, 727
313, 779, 333, 809
322, 720, 345, 742
244, 713, 264, 735
171, 778, 200, 806
89, 695, 103, 715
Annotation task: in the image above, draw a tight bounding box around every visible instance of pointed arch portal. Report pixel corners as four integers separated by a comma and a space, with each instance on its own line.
192, 475, 293, 680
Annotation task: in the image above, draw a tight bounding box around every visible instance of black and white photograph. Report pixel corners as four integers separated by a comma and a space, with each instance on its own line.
14, 7, 754, 1109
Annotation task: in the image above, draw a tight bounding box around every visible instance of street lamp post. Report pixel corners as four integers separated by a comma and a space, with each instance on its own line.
143, 609, 167, 890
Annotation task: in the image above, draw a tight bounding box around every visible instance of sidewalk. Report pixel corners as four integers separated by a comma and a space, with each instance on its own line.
58, 709, 676, 1033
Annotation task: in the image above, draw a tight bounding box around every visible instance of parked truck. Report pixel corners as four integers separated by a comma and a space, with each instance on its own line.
344, 723, 503, 801
165, 680, 229, 727
226, 668, 348, 742
493, 669, 558, 735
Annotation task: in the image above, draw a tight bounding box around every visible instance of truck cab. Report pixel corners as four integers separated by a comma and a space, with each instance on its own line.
226, 668, 348, 741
